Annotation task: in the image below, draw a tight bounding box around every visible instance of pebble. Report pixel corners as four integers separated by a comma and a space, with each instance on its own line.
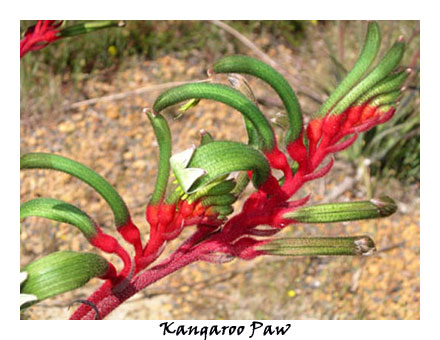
105, 104, 120, 119
57, 121, 75, 133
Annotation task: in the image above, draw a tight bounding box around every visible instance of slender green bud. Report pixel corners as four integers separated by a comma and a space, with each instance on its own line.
153, 83, 275, 151
329, 39, 405, 115
188, 178, 236, 203
257, 236, 376, 256
145, 110, 172, 204
284, 196, 397, 223
201, 193, 237, 207
356, 70, 410, 105
213, 55, 303, 144
20, 153, 130, 227
318, 22, 381, 116
369, 90, 402, 107
209, 205, 234, 216
59, 20, 124, 37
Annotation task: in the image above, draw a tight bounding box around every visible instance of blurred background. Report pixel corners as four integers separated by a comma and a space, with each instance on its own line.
20, 20, 420, 320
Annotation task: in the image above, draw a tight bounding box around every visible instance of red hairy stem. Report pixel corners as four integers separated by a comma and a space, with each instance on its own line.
70, 239, 227, 320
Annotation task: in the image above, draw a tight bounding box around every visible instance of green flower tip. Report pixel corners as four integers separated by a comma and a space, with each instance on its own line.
370, 196, 398, 217
353, 236, 376, 256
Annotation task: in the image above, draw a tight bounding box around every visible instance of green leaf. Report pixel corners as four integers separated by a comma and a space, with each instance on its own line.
284, 196, 397, 223
21, 251, 109, 304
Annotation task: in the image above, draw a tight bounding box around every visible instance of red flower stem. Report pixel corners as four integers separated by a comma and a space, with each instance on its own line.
89, 231, 133, 280
70, 240, 224, 320
265, 145, 293, 182
117, 219, 143, 259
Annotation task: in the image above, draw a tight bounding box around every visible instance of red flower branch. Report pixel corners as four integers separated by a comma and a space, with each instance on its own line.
20, 20, 124, 58
20, 22, 406, 319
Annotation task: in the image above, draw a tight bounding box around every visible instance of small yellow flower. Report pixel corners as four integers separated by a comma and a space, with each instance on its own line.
108, 45, 117, 56
287, 289, 296, 298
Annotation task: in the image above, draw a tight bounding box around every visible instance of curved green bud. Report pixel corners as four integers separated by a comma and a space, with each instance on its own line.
146, 110, 172, 205
188, 178, 236, 203
20, 153, 130, 227
376, 104, 394, 113
257, 236, 376, 256
20, 198, 98, 239
213, 55, 303, 144
205, 179, 236, 196
284, 196, 397, 223
21, 251, 109, 305
182, 141, 271, 193
153, 83, 275, 151
356, 70, 410, 105
201, 193, 237, 207
368, 90, 402, 107
318, 22, 381, 116
209, 205, 234, 217
330, 39, 406, 115
59, 20, 124, 37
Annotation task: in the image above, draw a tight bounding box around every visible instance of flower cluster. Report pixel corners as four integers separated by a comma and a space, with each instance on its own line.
21, 22, 405, 320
